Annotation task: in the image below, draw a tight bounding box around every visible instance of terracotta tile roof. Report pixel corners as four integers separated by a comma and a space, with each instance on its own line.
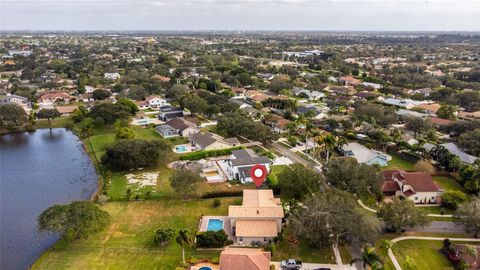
429, 117, 452, 126
235, 220, 278, 237
417, 103, 441, 113
228, 190, 284, 218
219, 248, 271, 270
382, 170, 440, 193
381, 181, 400, 192
56, 105, 78, 114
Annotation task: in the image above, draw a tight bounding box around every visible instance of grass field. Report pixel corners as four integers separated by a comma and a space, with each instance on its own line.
35, 117, 70, 129
267, 165, 287, 185
384, 154, 415, 171
432, 176, 466, 193
273, 229, 336, 264
392, 240, 453, 270
33, 199, 238, 270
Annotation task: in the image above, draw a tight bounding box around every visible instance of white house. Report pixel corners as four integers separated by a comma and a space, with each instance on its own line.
340, 142, 392, 166
381, 170, 442, 204
225, 149, 271, 184
146, 95, 167, 108
293, 87, 325, 100
104, 72, 121, 80
84, 86, 95, 93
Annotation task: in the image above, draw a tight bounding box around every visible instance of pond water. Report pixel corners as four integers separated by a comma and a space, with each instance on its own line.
0, 128, 98, 270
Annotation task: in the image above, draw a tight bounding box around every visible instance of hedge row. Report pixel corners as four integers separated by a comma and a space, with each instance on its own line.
179, 146, 244, 161
201, 190, 244, 199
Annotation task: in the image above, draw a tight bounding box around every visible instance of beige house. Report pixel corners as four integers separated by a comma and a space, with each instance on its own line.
228, 190, 284, 245
219, 247, 271, 270
189, 132, 240, 151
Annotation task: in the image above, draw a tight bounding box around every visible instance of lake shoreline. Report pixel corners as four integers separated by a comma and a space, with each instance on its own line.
0, 128, 100, 270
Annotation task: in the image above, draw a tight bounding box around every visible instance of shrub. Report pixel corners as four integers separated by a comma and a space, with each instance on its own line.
264, 242, 276, 256
179, 146, 243, 161
287, 136, 297, 146
196, 230, 231, 248
211, 257, 220, 264
441, 191, 468, 210
212, 199, 221, 207
154, 227, 175, 246
413, 160, 435, 175
116, 127, 135, 140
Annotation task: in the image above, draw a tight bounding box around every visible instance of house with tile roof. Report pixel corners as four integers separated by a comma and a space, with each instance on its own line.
228, 189, 284, 246
219, 247, 271, 270
381, 170, 442, 204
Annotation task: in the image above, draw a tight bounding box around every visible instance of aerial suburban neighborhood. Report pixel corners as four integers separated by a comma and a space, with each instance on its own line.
1, 1, 480, 270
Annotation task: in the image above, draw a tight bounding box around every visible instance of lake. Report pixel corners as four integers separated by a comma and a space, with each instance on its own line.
0, 128, 98, 270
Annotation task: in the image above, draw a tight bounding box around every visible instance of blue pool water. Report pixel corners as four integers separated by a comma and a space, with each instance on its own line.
199, 267, 213, 270
207, 219, 224, 231
175, 145, 188, 153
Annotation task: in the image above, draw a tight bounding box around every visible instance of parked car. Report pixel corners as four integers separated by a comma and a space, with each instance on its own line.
281, 259, 302, 269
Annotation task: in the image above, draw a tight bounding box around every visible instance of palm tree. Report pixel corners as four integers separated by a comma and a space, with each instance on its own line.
350, 245, 383, 270
176, 229, 192, 265
322, 134, 337, 163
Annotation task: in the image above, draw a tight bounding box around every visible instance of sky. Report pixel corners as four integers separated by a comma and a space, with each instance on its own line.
1, 0, 480, 31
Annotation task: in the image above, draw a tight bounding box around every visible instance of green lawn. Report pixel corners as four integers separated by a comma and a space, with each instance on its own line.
267, 165, 287, 185
418, 206, 455, 216
432, 176, 466, 193
35, 117, 70, 129
391, 240, 454, 270
33, 199, 238, 270
338, 245, 352, 264
273, 229, 336, 264
384, 154, 415, 171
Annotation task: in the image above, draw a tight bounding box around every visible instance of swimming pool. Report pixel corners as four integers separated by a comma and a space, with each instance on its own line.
207, 219, 224, 231
198, 267, 212, 270
175, 145, 188, 153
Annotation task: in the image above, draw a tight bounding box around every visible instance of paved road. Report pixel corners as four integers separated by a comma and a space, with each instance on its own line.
388, 236, 480, 270
413, 221, 465, 234
270, 142, 313, 167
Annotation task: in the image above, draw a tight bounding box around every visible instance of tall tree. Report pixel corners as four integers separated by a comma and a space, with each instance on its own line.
0, 104, 28, 129
277, 163, 324, 203
324, 157, 383, 199
436, 105, 457, 120
36, 108, 60, 129
169, 169, 202, 199
288, 190, 382, 248
101, 139, 171, 170
38, 201, 110, 240
453, 198, 480, 237
377, 198, 430, 232
176, 229, 193, 264
405, 117, 433, 138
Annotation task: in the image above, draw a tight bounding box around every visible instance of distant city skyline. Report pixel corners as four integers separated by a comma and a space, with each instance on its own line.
1, 0, 479, 31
